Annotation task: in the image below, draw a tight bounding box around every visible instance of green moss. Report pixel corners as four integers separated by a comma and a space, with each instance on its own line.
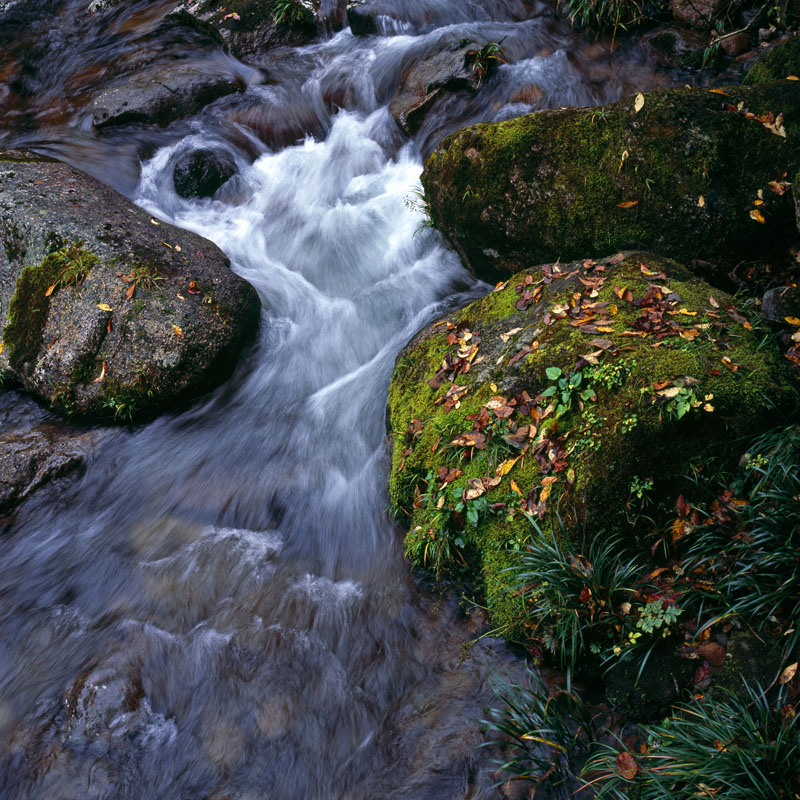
2, 242, 98, 374
743, 38, 800, 85
388, 253, 799, 640
422, 83, 800, 282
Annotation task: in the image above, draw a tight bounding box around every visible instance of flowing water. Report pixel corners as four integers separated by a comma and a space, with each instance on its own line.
0, 2, 669, 797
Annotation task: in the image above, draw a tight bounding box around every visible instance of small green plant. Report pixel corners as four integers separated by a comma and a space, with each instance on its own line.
404, 186, 435, 235
635, 598, 682, 636
273, 0, 314, 28
558, 0, 651, 35
541, 367, 596, 419
120, 263, 164, 298
465, 39, 507, 87
585, 361, 628, 392
629, 476, 653, 501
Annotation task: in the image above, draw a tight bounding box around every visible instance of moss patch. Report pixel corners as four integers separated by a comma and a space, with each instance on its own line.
388, 252, 798, 639
421, 83, 800, 283
743, 37, 800, 85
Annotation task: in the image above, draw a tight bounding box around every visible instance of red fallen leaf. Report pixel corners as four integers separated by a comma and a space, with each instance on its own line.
579, 587, 592, 604
106, 319, 112, 334
126, 283, 136, 301
187, 281, 202, 295
677, 494, 690, 518
708, 369, 722, 376
616, 752, 638, 780
653, 380, 671, 390
398, 447, 412, 472
617, 200, 639, 209
694, 661, 711, 686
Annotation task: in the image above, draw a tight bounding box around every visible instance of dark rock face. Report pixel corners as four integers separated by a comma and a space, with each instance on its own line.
89, 64, 243, 129
762, 286, 800, 322
346, 0, 376, 35
0, 150, 261, 422
388, 41, 483, 135
173, 148, 237, 198
0, 393, 114, 516
421, 83, 800, 284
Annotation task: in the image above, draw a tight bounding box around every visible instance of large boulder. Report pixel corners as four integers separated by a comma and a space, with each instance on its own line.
387, 252, 798, 635
0, 150, 261, 421
421, 83, 800, 284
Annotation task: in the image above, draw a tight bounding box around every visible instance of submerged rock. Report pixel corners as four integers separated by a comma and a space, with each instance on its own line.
0, 150, 261, 422
173, 148, 237, 198
387, 252, 798, 636
421, 83, 800, 284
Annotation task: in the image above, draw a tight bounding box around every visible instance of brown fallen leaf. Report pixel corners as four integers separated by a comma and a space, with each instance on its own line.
617, 200, 639, 209
616, 752, 638, 781
779, 662, 798, 684
92, 360, 107, 384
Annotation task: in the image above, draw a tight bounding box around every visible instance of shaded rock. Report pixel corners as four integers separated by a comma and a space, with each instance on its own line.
389, 40, 483, 135
0, 150, 261, 422
721, 31, 751, 57
713, 631, 785, 695
697, 640, 726, 667
421, 83, 800, 284
346, 0, 376, 35
183, 0, 318, 62
669, 0, 725, 29
637, 26, 708, 71
0, 393, 114, 516
743, 34, 800, 83
387, 252, 798, 637
173, 148, 236, 198
89, 62, 243, 129
761, 285, 800, 322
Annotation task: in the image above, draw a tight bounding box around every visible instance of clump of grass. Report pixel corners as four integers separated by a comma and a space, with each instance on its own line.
558, 0, 658, 34
583, 682, 800, 799
482, 669, 597, 790
273, 0, 315, 28
120, 263, 164, 298
510, 525, 643, 673
465, 40, 507, 87
45, 241, 99, 295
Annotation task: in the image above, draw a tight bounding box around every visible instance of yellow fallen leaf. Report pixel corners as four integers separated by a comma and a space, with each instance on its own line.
496, 457, 519, 477
710, 88, 730, 95
150, 218, 161, 226
618, 149, 629, 172
540, 484, 553, 503
779, 662, 797, 684
97, 303, 113, 312
172, 325, 184, 337
0, 342, 3, 355
749, 208, 766, 224
175, 245, 182, 252
510, 480, 523, 496
784, 317, 800, 326
617, 200, 638, 209
753, 198, 764, 206
45, 284, 56, 297
634, 92, 645, 113
788, 75, 799, 81
698, 195, 705, 208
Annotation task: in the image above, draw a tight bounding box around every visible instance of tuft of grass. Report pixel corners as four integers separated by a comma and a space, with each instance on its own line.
465, 40, 507, 87
482, 669, 597, 788
273, 0, 314, 28
583, 682, 800, 800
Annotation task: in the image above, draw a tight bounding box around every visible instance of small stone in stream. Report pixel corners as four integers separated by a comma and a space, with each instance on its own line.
173, 149, 237, 199
721, 32, 750, 57
761, 286, 800, 323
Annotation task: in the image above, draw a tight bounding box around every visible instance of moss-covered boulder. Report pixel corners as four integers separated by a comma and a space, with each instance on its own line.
421, 83, 800, 284
0, 150, 260, 422
387, 252, 798, 637
743, 36, 800, 85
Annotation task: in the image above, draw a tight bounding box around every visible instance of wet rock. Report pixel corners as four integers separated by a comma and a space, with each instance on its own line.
89, 62, 243, 129
421, 83, 800, 284
388, 252, 798, 638
389, 41, 485, 134
743, 34, 800, 83
761, 286, 800, 322
0, 393, 114, 516
346, 0, 376, 35
637, 27, 708, 71
0, 149, 261, 422
721, 31, 750, 57
182, 0, 318, 62
173, 148, 237, 198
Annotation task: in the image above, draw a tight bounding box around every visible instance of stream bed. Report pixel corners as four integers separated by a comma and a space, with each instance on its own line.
0, 2, 669, 797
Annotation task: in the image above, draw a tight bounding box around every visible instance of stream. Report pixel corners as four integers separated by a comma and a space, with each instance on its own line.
0, 2, 669, 797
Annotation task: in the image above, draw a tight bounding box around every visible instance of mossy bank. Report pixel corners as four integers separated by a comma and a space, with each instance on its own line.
421, 82, 800, 284
0, 150, 260, 422
387, 252, 798, 639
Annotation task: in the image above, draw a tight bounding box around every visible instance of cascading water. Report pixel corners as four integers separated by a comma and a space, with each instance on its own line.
0, 2, 670, 796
